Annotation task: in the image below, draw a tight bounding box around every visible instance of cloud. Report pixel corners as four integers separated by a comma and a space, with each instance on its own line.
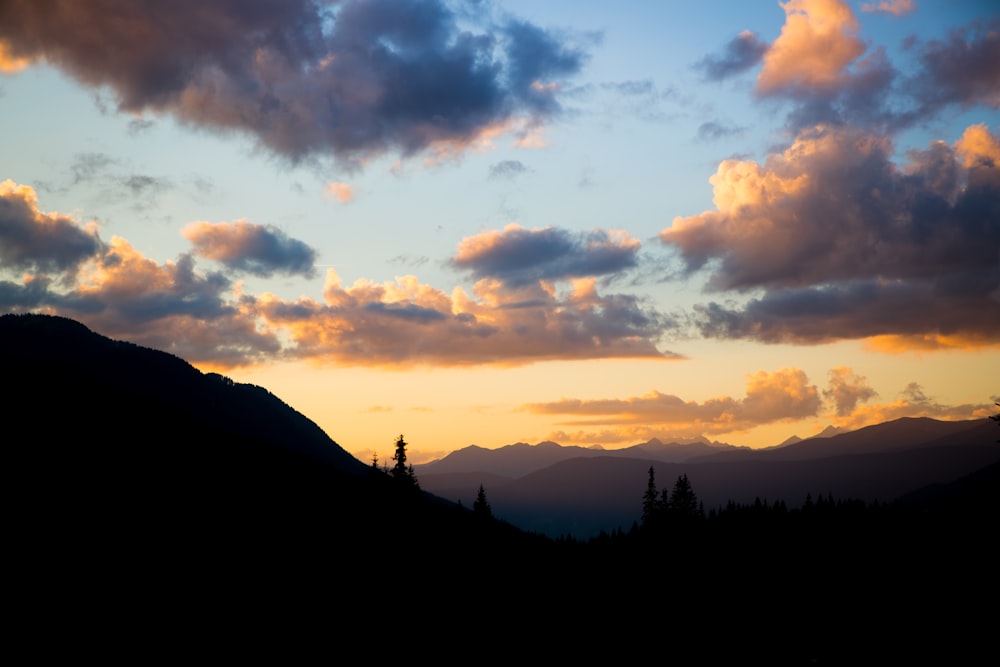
860, 0, 915, 16
489, 160, 530, 180
697, 121, 747, 142
0, 0, 590, 167
2, 180, 671, 368
830, 381, 993, 430
0, 180, 103, 275
256, 268, 673, 366
660, 123, 1000, 348
756, 0, 865, 96
694, 30, 769, 81
182, 220, 317, 278
523, 367, 822, 441
904, 19, 1000, 122
324, 182, 355, 203
451, 223, 641, 287
823, 366, 877, 416
1, 234, 282, 367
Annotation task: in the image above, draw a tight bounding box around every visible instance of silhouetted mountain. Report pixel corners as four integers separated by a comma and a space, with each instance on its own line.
418, 435, 742, 478
419, 416, 998, 538
2, 314, 552, 576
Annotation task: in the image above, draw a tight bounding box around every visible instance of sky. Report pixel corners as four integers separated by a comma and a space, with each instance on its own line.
1, 0, 998, 465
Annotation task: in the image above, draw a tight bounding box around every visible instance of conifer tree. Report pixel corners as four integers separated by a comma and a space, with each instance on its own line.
642, 466, 659, 526
473, 484, 492, 518
669, 473, 700, 520
390, 434, 419, 488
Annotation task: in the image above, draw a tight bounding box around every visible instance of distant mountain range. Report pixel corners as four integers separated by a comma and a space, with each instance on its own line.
417, 416, 999, 538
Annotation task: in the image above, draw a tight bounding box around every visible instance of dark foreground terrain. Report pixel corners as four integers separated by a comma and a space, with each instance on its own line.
3, 313, 996, 663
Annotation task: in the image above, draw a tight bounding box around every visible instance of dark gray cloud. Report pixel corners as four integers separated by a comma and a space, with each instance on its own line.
451, 224, 641, 287
691, 269, 1000, 346
694, 31, 769, 81
183, 221, 317, 278
0, 0, 590, 167
0, 181, 103, 274
903, 18, 1000, 124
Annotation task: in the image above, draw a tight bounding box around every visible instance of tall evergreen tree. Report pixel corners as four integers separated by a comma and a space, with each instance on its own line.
473, 484, 492, 518
642, 466, 659, 526
390, 434, 419, 488
669, 473, 700, 520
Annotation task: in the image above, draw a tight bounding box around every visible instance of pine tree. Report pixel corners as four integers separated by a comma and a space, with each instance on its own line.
669, 473, 700, 520
473, 484, 492, 518
641, 466, 659, 526
390, 434, 419, 488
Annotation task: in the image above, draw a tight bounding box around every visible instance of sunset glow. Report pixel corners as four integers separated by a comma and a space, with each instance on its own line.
1, 0, 996, 464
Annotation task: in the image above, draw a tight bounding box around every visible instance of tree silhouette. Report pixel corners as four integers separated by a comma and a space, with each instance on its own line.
669, 473, 701, 520
473, 484, 492, 518
641, 466, 659, 526
390, 434, 419, 488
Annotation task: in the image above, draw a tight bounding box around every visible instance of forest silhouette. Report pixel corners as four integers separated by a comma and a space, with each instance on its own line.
3, 312, 996, 663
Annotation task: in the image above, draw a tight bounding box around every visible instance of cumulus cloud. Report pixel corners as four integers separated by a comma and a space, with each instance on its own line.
823, 366, 877, 416
256, 268, 673, 366
694, 30, 769, 81
0, 180, 103, 275
0, 0, 590, 167
182, 220, 317, 278
2, 235, 282, 367
756, 0, 865, 96
3, 178, 672, 368
523, 368, 822, 443
744, 3, 996, 132
660, 123, 1000, 348
451, 223, 641, 287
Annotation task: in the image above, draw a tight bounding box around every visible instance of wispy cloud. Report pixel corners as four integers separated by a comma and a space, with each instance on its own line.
860, 0, 915, 16
694, 30, 769, 81
523, 366, 990, 445
524, 367, 823, 443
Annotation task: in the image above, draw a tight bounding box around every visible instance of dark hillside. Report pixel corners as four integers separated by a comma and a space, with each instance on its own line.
2, 314, 553, 581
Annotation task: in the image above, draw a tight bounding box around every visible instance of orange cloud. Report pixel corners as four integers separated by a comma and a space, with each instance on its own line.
955, 123, 1000, 170
323, 182, 355, 203
256, 268, 671, 367
522, 367, 822, 441
0, 42, 30, 72
757, 0, 865, 95
829, 382, 992, 431
863, 333, 1000, 354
